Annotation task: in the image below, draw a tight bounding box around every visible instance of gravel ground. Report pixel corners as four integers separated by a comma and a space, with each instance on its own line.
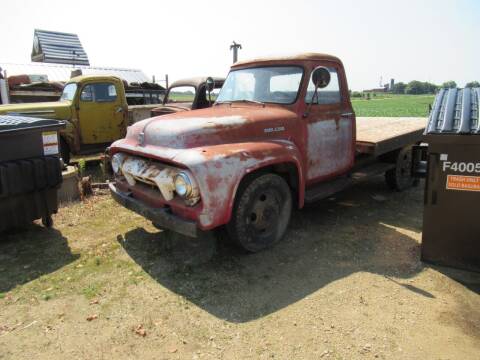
0, 177, 479, 359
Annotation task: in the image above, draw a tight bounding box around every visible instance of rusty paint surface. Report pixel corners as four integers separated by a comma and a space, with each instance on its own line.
232, 53, 341, 68
110, 53, 422, 232
306, 118, 354, 180
119, 155, 200, 204
111, 53, 351, 230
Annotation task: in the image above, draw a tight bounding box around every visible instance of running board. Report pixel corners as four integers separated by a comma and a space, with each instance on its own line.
304, 162, 395, 203
350, 162, 395, 181
305, 176, 351, 203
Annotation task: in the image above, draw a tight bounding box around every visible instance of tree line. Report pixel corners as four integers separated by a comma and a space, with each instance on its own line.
391, 80, 480, 95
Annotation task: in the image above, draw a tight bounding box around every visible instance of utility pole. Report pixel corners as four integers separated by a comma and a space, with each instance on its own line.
230, 41, 242, 63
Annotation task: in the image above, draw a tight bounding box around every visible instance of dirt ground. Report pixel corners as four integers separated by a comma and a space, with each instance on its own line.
0, 177, 479, 359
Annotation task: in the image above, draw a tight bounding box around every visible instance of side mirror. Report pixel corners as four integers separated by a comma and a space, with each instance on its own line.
303, 67, 331, 118
311, 67, 331, 89
206, 77, 215, 105
206, 77, 215, 92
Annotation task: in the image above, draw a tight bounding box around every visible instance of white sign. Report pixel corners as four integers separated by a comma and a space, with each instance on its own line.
42, 131, 59, 155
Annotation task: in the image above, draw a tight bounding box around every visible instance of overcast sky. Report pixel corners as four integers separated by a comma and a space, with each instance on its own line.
1, 0, 478, 90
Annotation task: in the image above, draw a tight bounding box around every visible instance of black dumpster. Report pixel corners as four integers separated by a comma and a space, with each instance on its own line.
419, 87, 480, 272
0, 115, 65, 231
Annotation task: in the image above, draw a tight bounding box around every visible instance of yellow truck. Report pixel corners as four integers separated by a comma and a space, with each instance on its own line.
0, 75, 160, 163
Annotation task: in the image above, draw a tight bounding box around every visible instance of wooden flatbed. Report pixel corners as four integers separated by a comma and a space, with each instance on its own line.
356, 117, 427, 156
306, 116, 428, 203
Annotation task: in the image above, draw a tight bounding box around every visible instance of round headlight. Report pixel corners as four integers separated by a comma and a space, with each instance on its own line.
111, 153, 125, 174
174, 172, 192, 198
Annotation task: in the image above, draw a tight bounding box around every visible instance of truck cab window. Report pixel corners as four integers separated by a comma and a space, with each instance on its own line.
305, 67, 341, 105
270, 72, 302, 103
60, 83, 77, 101
167, 86, 196, 103
80, 85, 93, 102
80, 83, 118, 102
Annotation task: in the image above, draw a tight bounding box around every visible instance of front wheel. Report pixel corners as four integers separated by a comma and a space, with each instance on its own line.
227, 173, 292, 252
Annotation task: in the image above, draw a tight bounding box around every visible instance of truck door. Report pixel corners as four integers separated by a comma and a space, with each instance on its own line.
78, 82, 124, 144
303, 65, 354, 182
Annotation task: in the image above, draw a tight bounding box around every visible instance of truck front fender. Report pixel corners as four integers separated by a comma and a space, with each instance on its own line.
176, 140, 304, 229
59, 120, 80, 153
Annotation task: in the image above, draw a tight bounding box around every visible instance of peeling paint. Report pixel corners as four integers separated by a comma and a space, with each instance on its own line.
306, 118, 353, 180
110, 54, 424, 238
143, 115, 246, 148
112, 140, 302, 228
110, 55, 353, 231
120, 155, 199, 204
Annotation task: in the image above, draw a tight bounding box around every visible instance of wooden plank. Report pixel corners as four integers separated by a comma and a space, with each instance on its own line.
356, 117, 427, 156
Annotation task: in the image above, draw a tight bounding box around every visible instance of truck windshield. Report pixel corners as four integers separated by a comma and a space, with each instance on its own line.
61, 83, 77, 101
217, 66, 303, 105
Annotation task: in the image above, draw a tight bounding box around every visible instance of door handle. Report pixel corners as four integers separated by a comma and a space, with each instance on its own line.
116, 107, 124, 113
341, 112, 353, 117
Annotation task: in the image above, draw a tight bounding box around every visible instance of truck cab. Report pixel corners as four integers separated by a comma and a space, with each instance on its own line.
150, 77, 224, 117
0, 75, 138, 163
109, 53, 423, 252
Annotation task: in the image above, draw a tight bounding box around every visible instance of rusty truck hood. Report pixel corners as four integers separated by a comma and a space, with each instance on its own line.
126, 104, 296, 149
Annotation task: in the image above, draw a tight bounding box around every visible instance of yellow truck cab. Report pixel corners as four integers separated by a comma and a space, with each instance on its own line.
0, 75, 157, 163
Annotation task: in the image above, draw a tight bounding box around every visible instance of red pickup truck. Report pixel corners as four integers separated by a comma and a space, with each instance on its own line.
109, 53, 426, 252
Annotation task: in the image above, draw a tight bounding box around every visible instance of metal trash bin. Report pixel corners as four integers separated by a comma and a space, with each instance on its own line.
417, 87, 480, 272
0, 115, 65, 231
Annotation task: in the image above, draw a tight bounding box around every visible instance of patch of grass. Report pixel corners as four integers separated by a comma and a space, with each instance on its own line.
352, 94, 434, 117
82, 283, 103, 299
77, 158, 86, 177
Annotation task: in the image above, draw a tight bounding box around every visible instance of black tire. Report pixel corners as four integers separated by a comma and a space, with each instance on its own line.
385, 146, 415, 191
60, 137, 70, 165
227, 173, 292, 252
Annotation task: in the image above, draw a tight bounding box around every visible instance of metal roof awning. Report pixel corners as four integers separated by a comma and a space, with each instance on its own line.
32, 29, 90, 66
0, 62, 151, 85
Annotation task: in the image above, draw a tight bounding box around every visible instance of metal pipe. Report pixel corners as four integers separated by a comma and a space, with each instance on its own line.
230, 41, 242, 63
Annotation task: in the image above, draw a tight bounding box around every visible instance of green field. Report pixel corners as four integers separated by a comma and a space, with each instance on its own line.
352, 94, 434, 117
168, 92, 195, 102
169, 92, 435, 117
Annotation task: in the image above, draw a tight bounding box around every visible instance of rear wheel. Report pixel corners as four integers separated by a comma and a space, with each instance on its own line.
385, 146, 417, 191
227, 173, 292, 252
